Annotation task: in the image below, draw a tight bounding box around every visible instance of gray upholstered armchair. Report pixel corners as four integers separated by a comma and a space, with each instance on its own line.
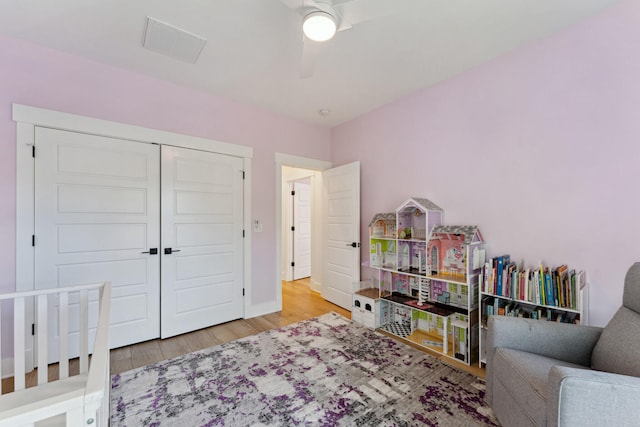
486, 262, 640, 427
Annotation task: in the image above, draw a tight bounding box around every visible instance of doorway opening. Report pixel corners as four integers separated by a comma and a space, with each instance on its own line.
275, 153, 360, 313
283, 169, 314, 283
281, 166, 320, 293
275, 154, 331, 312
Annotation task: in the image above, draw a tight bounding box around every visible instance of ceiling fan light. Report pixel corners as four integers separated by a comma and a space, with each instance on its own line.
303, 11, 337, 42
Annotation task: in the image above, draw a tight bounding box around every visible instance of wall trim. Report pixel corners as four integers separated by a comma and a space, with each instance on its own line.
244, 301, 279, 319
13, 104, 253, 158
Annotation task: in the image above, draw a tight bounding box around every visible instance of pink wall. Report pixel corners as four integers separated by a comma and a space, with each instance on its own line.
331, 0, 640, 327
0, 35, 331, 308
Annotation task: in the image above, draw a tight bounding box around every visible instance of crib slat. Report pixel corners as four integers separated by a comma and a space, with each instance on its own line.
79, 289, 89, 374
59, 291, 69, 379
13, 297, 26, 391
37, 294, 48, 385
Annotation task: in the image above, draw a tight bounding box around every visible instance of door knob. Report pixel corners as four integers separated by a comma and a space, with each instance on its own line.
346, 242, 360, 248
164, 248, 181, 255
141, 248, 158, 255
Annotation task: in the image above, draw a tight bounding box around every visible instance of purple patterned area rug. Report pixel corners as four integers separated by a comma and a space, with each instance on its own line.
111, 312, 499, 426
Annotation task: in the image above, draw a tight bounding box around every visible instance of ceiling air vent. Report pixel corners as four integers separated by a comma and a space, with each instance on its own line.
143, 17, 206, 63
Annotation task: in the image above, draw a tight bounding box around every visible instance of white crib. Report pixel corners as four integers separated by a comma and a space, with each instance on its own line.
0, 282, 111, 427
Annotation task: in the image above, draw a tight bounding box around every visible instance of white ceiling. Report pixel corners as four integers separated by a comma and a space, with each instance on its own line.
0, 0, 622, 127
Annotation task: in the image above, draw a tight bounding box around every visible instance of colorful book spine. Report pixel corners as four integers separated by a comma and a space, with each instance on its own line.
496, 257, 504, 296
544, 269, 553, 307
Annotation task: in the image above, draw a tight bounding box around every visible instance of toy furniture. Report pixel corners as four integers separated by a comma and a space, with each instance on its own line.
373, 199, 487, 365
486, 262, 640, 427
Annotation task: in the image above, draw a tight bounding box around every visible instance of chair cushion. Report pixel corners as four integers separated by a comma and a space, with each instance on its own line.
492, 348, 587, 427
592, 306, 640, 377
623, 262, 640, 313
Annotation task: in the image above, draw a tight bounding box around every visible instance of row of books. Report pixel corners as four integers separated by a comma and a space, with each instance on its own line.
479, 256, 585, 310
481, 298, 580, 326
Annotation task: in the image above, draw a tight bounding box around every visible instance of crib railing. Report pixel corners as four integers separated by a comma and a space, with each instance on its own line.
0, 282, 111, 427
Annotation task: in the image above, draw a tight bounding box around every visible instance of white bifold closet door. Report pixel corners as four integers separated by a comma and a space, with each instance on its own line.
160, 145, 244, 339
34, 127, 161, 354
34, 128, 244, 358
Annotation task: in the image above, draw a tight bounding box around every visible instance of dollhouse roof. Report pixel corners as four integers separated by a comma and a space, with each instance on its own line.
430, 225, 483, 245
368, 212, 396, 227
397, 197, 443, 213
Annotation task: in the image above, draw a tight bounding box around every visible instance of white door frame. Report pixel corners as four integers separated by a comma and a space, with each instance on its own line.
14, 104, 253, 369
275, 153, 332, 311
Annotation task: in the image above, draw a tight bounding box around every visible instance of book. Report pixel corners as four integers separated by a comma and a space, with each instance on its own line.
544, 269, 554, 307
556, 265, 568, 307
486, 304, 494, 317
496, 255, 510, 297
569, 269, 576, 309
551, 268, 558, 306
496, 256, 504, 296
538, 263, 545, 305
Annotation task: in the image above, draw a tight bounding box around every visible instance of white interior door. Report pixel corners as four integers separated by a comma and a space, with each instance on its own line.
160, 145, 244, 338
322, 161, 360, 310
293, 179, 312, 280
34, 127, 161, 356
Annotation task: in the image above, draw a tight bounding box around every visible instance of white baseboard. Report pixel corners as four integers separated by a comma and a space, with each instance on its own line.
311, 279, 321, 293
244, 301, 279, 319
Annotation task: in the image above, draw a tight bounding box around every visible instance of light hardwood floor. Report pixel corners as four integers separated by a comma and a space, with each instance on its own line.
111, 278, 484, 378
1, 278, 483, 393
110, 278, 351, 375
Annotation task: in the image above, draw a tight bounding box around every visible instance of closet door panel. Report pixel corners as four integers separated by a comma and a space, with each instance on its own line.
160, 145, 244, 338
34, 127, 161, 356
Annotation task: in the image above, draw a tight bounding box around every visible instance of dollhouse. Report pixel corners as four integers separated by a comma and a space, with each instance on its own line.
360, 197, 486, 365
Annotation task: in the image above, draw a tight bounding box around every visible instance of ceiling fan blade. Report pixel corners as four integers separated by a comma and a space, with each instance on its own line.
300, 38, 321, 78
331, 0, 357, 6
334, 0, 395, 27
280, 0, 326, 14
279, 0, 303, 11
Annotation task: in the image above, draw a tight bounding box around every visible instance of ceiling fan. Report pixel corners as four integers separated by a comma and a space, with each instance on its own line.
279, 0, 390, 78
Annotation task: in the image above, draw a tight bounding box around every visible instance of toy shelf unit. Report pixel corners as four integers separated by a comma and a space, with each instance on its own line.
477, 257, 588, 366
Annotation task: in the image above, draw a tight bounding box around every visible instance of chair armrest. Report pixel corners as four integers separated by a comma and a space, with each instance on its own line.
485, 316, 602, 404
487, 316, 602, 365
548, 366, 640, 427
